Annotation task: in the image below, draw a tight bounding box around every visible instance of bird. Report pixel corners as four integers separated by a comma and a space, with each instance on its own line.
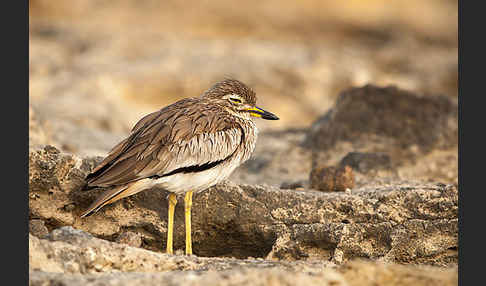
80, 78, 279, 255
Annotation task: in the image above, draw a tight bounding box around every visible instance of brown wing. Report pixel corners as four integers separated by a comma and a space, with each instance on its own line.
85, 98, 243, 187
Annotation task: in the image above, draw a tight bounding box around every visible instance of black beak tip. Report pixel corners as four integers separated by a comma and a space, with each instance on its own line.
263, 113, 279, 120
253, 107, 279, 120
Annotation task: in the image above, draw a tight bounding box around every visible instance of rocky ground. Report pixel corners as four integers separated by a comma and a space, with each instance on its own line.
29, 84, 458, 284
30, 227, 457, 286
29, 1, 457, 285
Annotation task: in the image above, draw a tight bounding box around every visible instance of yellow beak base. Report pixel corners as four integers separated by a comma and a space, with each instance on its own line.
247, 107, 279, 120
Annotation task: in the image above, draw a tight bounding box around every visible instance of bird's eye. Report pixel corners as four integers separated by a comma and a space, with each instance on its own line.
229, 98, 242, 104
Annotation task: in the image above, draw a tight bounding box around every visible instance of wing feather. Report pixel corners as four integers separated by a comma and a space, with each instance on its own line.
86, 98, 243, 187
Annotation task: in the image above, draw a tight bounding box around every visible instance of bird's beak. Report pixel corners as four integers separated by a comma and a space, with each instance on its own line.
247, 106, 279, 120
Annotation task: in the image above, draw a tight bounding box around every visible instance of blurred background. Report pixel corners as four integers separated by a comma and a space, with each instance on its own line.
29, 0, 457, 157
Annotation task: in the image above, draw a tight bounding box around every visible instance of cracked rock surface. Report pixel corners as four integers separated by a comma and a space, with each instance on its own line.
29, 145, 457, 266
29, 227, 457, 286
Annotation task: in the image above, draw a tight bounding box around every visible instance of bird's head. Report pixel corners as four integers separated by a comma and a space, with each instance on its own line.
201, 78, 279, 120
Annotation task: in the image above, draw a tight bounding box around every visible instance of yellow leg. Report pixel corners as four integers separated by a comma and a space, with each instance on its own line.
184, 191, 193, 255
166, 193, 177, 255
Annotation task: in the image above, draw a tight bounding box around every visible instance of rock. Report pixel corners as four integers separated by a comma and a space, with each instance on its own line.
28, 145, 99, 227
304, 85, 458, 184
29, 219, 49, 238
29, 260, 458, 286
339, 152, 392, 174
305, 85, 458, 153
29, 145, 458, 266
115, 231, 143, 248
309, 165, 355, 192
29, 227, 332, 273
29, 227, 456, 285
338, 260, 457, 286
29, 268, 347, 286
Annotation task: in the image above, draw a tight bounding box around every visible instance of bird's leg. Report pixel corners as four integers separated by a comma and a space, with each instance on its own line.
184, 191, 193, 255
166, 193, 177, 255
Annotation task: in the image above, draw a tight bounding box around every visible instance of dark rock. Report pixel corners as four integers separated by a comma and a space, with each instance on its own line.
305, 85, 458, 154
309, 165, 355, 192
303, 85, 458, 185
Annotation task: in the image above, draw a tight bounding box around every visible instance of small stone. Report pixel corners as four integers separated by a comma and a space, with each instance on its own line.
280, 180, 305, 190
115, 231, 142, 248
29, 219, 49, 238
310, 165, 355, 192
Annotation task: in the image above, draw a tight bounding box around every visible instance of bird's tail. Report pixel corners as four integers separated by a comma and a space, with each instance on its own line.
80, 179, 150, 218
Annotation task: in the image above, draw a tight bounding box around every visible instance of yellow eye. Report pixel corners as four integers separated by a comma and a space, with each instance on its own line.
230, 98, 242, 104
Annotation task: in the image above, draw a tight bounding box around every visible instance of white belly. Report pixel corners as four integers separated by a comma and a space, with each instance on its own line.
149, 160, 240, 194
150, 121, 258, 195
